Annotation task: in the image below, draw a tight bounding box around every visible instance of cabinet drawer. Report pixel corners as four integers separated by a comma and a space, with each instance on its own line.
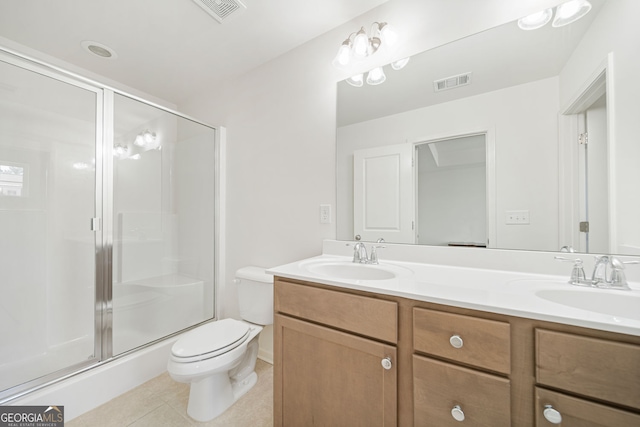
413, 355, 511, 426
413, 307, 511, 374
535, 387, 640, 426
274, 279, 397, 343
536, 329, 640, 410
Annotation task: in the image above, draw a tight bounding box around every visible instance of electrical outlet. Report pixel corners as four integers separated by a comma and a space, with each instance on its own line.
320, 204, 332, 224
506, 210, 530, 225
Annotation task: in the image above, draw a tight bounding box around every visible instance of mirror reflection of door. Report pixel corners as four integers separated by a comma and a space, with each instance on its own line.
577, 94, 609, 253
563, 67, 610, 254
353, 143, 415, 243
415, 134, 487, 247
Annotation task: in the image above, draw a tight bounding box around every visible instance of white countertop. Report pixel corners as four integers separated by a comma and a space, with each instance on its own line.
268, 254, 640, 337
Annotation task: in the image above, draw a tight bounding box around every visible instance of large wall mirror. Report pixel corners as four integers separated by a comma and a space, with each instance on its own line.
336, 0, 640, 256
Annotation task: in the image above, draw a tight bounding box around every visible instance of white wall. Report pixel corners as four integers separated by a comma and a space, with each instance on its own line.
338, 77, 560, 251
180, 0, 566, 320
558, 0, 640, 255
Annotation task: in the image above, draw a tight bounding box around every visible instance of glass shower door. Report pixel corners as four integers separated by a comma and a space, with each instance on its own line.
111, 93, 215, 355
0, 57, 100, 397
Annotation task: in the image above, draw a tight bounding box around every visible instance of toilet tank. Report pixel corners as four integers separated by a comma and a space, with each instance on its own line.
236, 266, 274, 325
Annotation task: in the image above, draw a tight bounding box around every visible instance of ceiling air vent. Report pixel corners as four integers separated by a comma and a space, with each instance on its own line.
192, 0, 246, 23
433, 72, 472, 92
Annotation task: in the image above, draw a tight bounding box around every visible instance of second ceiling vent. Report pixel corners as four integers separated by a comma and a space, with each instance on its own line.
433, 72, 472, 92
192, 0, 246, 23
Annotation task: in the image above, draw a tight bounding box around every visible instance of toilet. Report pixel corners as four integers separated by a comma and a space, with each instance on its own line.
167, 266, 273, 422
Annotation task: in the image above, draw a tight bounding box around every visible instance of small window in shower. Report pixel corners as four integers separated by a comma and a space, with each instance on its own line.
0, 162, 27, 197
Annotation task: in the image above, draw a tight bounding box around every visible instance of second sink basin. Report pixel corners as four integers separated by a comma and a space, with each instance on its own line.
536, 289, 640, 320
302, 259, 412, 281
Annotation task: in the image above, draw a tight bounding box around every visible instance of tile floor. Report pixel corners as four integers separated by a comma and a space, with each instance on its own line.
67, 359, 273, 427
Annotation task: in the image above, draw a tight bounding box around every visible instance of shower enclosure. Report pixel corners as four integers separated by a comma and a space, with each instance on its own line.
0, 48, 217, 401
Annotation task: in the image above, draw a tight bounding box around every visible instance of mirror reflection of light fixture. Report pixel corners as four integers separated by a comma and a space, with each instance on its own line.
391, 57, 410, 70
345, 74, 364, 87
517, 9, 553, 30
366, 67, 386, 86
553, 0, 592, 27
346, 57, 409, 88
518, 0, 591, 30
332, 22, 398, 68
113, 144, 130, 159
133, 129, 159, 150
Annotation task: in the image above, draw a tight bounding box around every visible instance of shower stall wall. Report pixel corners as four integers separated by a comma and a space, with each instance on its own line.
0, 49, 217, 402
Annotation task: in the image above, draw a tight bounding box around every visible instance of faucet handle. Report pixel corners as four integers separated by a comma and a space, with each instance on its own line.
369, 245, 385, 264
554, 256, 587, 285
609, 258, 638, 290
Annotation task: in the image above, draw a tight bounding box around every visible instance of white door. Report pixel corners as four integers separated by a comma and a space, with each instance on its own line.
353, 143, 415, 243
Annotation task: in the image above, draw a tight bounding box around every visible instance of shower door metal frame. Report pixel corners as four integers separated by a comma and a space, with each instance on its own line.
0, 47, 105, 402
0, 44, 220, 403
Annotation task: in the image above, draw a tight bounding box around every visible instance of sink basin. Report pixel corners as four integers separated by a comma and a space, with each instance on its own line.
536, 289, 640, 320
304, 261, 408, 281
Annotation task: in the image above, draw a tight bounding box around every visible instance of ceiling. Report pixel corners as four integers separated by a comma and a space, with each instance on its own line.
0, 0, 388, 105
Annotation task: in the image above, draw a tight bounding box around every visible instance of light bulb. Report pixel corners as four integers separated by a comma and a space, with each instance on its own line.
345, 74, 364, 87
379, 23, 398, 46
143, 130, 155, 143
353, 28, 369, 58
366, 67, 386, 85
333, 42, 351, 67
517, 9, 553, 30
134, 134, 145, 146
553, 0, 592, 27
391, 57, 410, 70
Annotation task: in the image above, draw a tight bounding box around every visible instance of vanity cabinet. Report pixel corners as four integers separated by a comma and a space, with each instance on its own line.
534, 329, 640, 426
274, 278, 398, 427
273, 276, 640, 426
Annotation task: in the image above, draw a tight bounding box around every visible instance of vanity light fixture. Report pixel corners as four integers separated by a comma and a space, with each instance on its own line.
517, 0, 591, 31
332, 22, 398, 68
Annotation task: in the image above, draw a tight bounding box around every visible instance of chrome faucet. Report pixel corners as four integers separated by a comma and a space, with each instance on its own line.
351, 241, 386, 265
352, 242, 369, 263
555, 255, 637, 290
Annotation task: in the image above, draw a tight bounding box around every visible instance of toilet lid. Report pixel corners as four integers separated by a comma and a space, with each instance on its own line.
171, 319, 250, 362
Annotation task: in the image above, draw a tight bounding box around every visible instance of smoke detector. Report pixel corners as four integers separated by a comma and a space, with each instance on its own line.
191, 0, 247, 23
434, 72, 472, 92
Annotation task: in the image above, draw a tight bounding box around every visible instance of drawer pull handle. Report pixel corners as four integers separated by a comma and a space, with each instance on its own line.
543, 405, 562, 424
381, 357, 392, 370
449, 335, 464, 349
451, 405, 465, 422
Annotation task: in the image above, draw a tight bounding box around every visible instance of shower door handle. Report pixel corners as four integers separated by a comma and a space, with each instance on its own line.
91, 217, 101, 231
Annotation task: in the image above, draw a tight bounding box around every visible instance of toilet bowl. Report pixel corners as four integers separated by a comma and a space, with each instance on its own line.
167, 266, 273, 422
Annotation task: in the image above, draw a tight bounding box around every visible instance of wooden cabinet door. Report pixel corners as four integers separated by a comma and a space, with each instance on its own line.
274, 314, 397, 427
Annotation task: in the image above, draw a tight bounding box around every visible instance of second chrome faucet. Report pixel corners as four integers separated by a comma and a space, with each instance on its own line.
555, 255, 638, 290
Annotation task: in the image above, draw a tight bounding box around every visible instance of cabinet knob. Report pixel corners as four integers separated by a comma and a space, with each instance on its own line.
543, 405, 562, 424
449, 334, 464, 349
451, 405, 465, 422
381, 357, 392, 370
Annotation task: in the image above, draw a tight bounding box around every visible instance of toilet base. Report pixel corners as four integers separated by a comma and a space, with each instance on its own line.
187, 372, 234, 422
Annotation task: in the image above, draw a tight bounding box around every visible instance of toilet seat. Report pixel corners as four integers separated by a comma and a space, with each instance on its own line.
171, 319, 250, 363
